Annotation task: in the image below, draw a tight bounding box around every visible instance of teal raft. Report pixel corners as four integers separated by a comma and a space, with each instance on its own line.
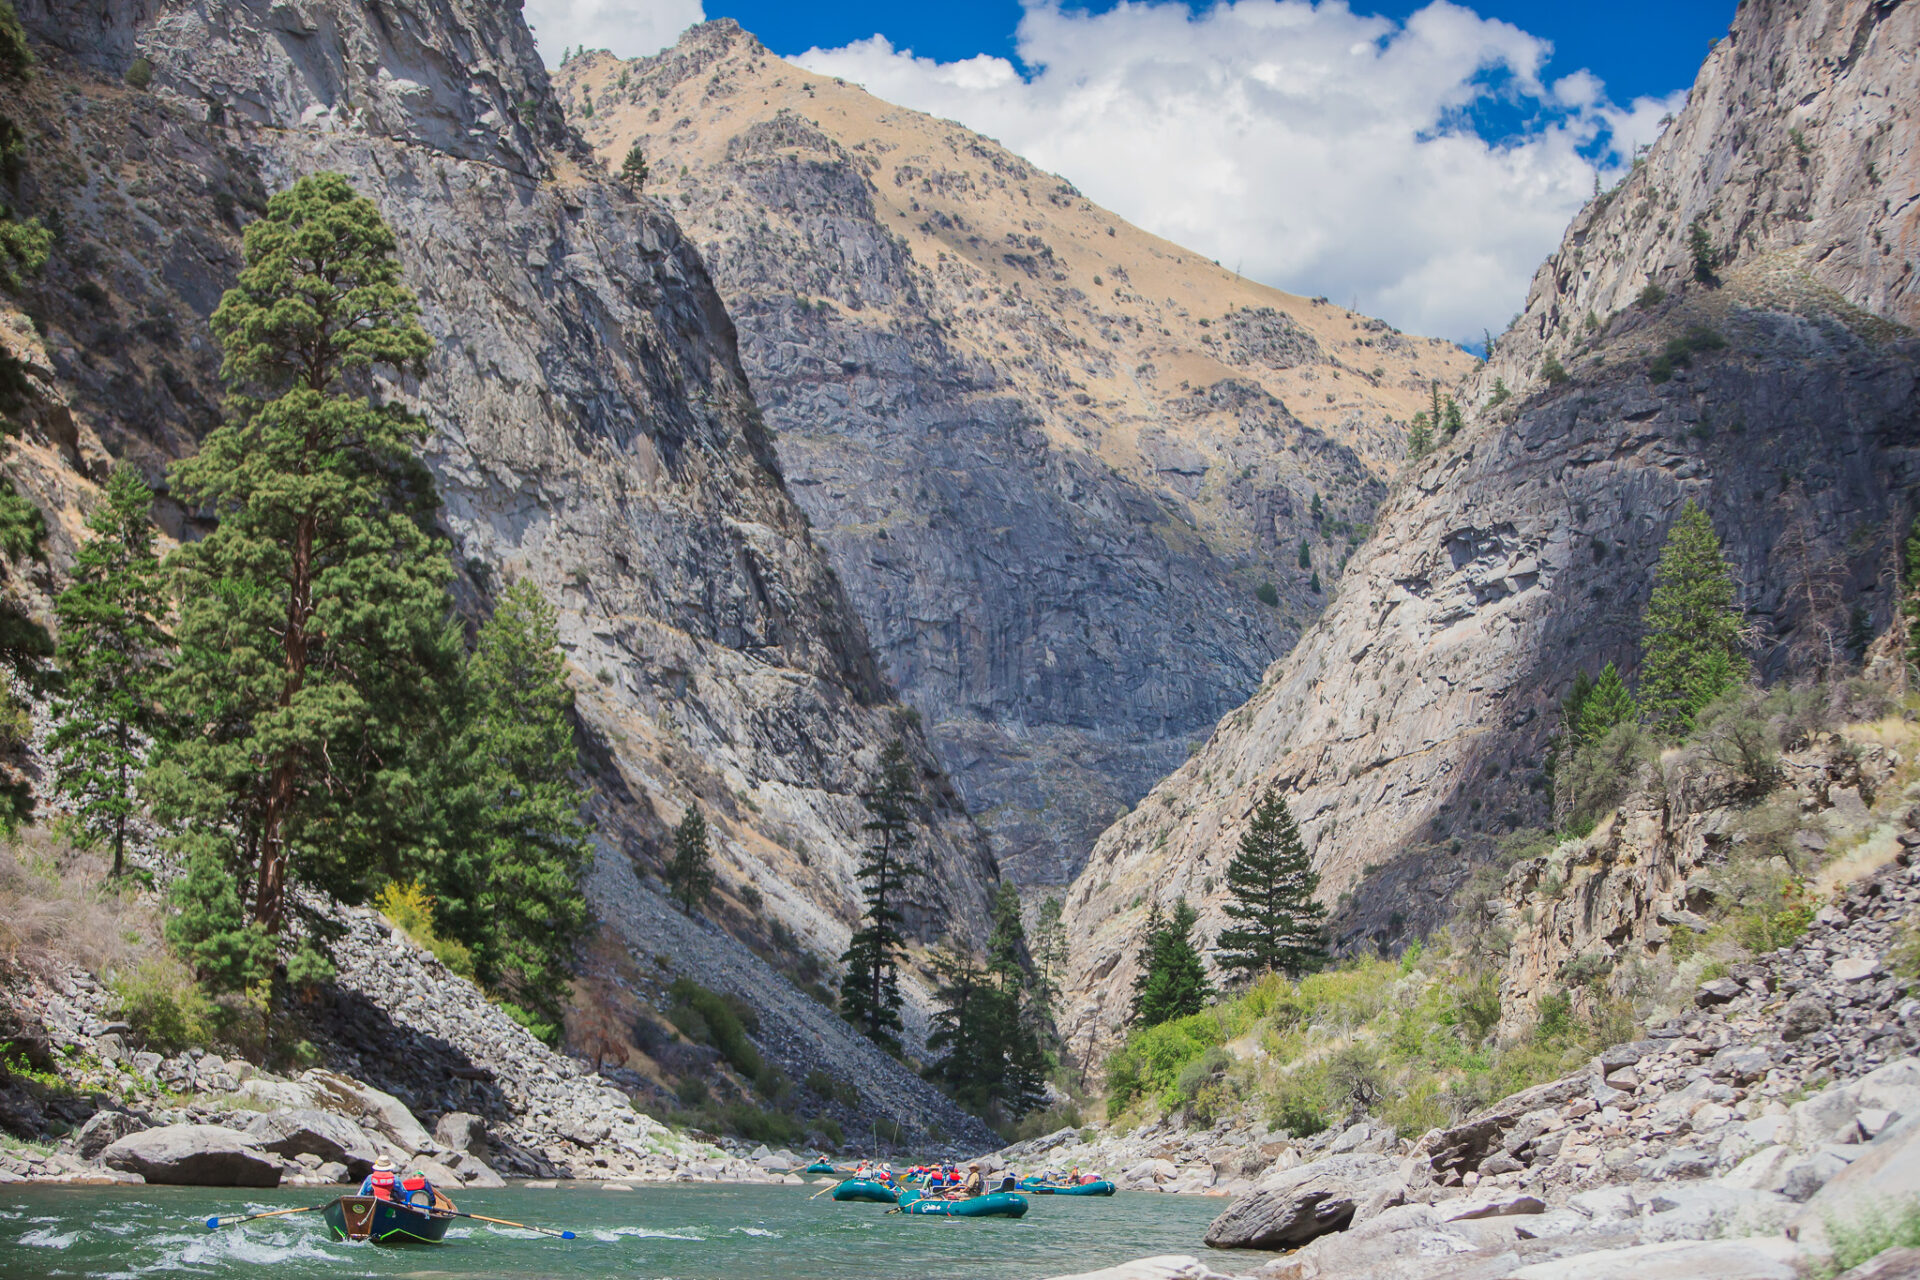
1018, 1177, 1117, 1196
805, 1160, 840, 1174
896, 1189, 1028, 1218
831, 1179, 899, 1204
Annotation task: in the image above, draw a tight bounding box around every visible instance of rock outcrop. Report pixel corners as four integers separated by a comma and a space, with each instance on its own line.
1055, 0, 1920, 1050
5, 0, 999, 1075
555, 25, 1475, 886
1478, 0, 1919, 407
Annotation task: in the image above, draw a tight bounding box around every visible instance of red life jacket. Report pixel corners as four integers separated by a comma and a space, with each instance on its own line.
402, 1173, 430, 1206
369, 1169, 397, 1201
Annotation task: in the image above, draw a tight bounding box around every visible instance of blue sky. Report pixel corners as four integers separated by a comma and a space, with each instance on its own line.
708, 1, 1733, 114
525, 0, 1736, 340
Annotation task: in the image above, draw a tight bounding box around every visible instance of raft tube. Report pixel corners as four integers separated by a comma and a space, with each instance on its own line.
895, 1189, 1029, 1218
830, 1179, 900, 1204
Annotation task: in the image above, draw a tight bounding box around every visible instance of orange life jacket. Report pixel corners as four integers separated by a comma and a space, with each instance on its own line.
369, 1169, 397, 1201
401, 1173, 431, 1206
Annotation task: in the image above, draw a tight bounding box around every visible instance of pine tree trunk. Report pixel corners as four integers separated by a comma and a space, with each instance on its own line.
253, 512, 315, 932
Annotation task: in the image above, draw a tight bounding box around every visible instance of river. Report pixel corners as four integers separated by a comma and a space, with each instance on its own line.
0, 1182, 1272, 1279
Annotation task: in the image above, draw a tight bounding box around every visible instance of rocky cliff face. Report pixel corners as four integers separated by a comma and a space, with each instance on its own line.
553, 25, 1476, 886
5, 0, 995, 1120
1055, 0, 1920, 1054
1478, 0, 1918, 407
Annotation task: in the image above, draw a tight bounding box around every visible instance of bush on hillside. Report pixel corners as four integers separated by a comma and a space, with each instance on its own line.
112, 957, 214, 1053
667, 976, 764, 1080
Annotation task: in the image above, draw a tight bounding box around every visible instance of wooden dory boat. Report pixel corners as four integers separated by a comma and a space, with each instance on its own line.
895, 1188, 1028, 1218
323, 1194, 455, 1244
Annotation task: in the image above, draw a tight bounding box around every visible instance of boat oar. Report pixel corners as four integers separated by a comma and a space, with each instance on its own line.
205, 1202, 331, 1230
810, 1178, 850, 1201
449, 1210, 575, 1239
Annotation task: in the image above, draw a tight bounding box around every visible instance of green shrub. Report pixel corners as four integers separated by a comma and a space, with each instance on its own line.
1636, 282, 1666, 308
1532, 991, 1575, 1044
668, 977, 764, 1079
112, 958, 214, 1053
1541, 356, 1569, 386
1265, 1066, 1331, 1137
1255, 582, 1279, 607
124, 57, 152, 89
1824, 1197, 1920, 1276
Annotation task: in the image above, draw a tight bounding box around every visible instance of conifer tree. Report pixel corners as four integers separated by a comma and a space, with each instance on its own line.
439, 578, 592, 1037
1574, 662, 1635, 746
1130, 898, 1212, 1027
667, 801, 714, 916
839, 739, 923, 1054
1031, 895, 1067, 1016
165, 848, 274, 995
1441, 396, 1465, 439
927, 884, 1048, 1118
1217, 785, 1326, 982
621, 142, 649, 189
984, 880, 1048, 1116
1406, 412, 1433, 460
48, 465, 170, 876
925, 948, 987, 1100
1639, 500, 1746, 737
149, 171, 458, 933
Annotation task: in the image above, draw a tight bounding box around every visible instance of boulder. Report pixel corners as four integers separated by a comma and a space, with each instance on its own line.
1428, 1116, 1508, 1174
244, 1109, 381, 1176
300, 1070, 433, 1152
434, 1110, 488, 1156
1780, 995, 1832, 1042
0, 1002, 54, 1076
1203, 1154, 1398, 1249
1505, 1236, 1803, 1279
1439, 1192, 1545, 1221
1709, 1045, 1773, 1084
74, 1109, 148, 1160
1796, 1110, 1920, 1251
1044, 1256, 1239, 1280
1694, 979, 1743, 1007
1836, 1247, 1920, 1280
448, 1150, 507, 1187
101, 1124, 282, 1187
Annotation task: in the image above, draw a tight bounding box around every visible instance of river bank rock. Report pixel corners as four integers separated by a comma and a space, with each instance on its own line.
1203, 1154, 1402, 1248
101, 1125, 281, 1187
243, 1109, 381, 1177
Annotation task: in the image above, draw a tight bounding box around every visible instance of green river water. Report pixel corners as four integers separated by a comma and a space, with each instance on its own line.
0, 1182, 1272, 1280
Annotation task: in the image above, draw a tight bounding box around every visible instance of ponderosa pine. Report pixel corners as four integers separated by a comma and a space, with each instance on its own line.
151, 171, 457, 933
667, 801, 715, 917
1130, 898, 1212, 1028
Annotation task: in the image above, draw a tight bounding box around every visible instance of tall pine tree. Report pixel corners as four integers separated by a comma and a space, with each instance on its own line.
839, 739, 923, 1054
48, 465, 171, 876
926, 883, 1048, 1119
1216, 785, 1326, 982
1130, 898, 1213, 1027
666, 801, 714, 917
149, 171, 458, 932
436, 578, 592, 1040
1639, 500, 1746, 738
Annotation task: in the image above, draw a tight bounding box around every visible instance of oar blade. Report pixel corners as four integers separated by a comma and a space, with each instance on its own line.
205, 1216, 220, 1230
560, 1230, 576, 1239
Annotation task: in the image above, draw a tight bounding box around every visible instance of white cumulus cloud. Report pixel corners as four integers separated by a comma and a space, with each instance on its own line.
794, 0, 1685, 343
521, 0, 705, 64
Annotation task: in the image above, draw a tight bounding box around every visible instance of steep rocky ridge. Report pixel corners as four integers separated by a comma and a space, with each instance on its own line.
1055, 0, 1920, 1054
1477, 0, 1917, 408
553, 25, 1476, 886
3, 0, 993, 1121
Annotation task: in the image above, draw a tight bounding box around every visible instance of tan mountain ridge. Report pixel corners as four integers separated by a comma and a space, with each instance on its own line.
556, 23, 1476, 886
1052, 0, 1920, 1055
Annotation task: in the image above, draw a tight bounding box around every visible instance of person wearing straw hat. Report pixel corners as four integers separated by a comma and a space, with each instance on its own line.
358, 1155, 400, 1202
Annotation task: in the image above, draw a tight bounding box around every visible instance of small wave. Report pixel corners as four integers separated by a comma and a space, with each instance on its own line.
19, 1227, 80, 1248
172, 1227, 344, 1268
730, 1227, 782, 1237
591, 1226, 707, 1242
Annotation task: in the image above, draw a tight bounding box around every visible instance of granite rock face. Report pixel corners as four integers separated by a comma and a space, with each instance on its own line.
7, 0, 997, 1057
1477, 0, 1919, 406
556, 25, 1476, 886
1055, 0, 1920, 1051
